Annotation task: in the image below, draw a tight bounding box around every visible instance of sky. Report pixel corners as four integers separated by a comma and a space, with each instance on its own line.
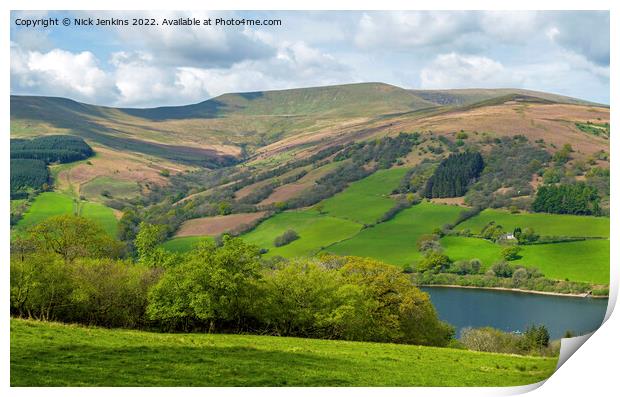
10, 10, 610, 107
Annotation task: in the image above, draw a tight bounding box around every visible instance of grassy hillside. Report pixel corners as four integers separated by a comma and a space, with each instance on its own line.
10, 319, 557, 387
317, 167, 408, 224
79, 201, 119, 237
80, 176, 141, 201
11, 83, 609, 200
12, 82, 610, 289
241, 211, 362, 257
412, 88, 602, 107
14, 192, 75, 231
327, 202, 463, 266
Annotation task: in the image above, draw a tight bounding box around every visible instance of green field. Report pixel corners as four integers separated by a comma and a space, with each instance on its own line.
14, 192, 76, 231
81, 176, 141, 200
316, 167, 409, 224
441, 236, 503, 268
441, 236, 609, 284
515, 240, 610, 284
10, 319, 557, 387
241, 211, 361, 257
327, 202, 464, 266
79, 201, 119, 237
13, 192, 118, 237
455, 209, 609, 238
161, 236, 214, 253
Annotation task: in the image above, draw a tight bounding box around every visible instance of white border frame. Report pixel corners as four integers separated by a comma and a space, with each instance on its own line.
2, 1, 616, 396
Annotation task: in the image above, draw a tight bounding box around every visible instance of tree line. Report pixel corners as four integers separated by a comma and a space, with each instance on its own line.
10, 135, 93, 197
11, 215, 453, 347
10, 159, 49, 198
11, 135, 93, 163
532, 183, 601, 216
424, 151, 484, 198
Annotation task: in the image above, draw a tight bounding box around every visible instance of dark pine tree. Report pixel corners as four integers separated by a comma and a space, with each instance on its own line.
424, 152, 484, 198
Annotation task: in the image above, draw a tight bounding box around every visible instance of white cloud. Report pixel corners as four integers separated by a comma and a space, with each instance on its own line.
10, 44, 116, 102
354, 11, 477, 50
419, 51, 609, 104
9, 11, 610, 106
111, 51, 181, 107
479, 11, 541, 43
546, 12, 609, 66
175, 42, 350, 100
111, 10, 276, 68
104, 38, 350, 107
420, 53, 521, 89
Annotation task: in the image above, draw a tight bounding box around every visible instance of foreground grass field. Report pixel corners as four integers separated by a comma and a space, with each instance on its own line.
327, 202, 463, 266
14, 192, 119, 237
10, 319, 557, 387
455, 209, 609, 238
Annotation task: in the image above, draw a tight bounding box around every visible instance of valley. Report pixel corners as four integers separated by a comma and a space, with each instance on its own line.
11, 83, 610, 291
9, 82, 610, 387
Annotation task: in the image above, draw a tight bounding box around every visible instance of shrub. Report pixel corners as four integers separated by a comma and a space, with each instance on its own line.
512, 267, 529, 287
449, 259, 482, 275
417, 234, 441, 253
461, 325, 555, 356
10, 252, 160, 328
460, 327, 522, 354
501, 246, 521, 261
256, 261, 370, 340
417, 251, 451, 273
521, 325, 550, 353
67, 258, 161, 328
274, 229, 300, 247
378, 200, 412, 223
491, 261, 514, 278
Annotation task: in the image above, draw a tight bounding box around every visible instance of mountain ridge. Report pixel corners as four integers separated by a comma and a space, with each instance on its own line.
11, 82, 610, 202
11, 82, 606, 121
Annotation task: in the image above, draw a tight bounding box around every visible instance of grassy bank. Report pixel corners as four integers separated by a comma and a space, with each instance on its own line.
10, 319, 557, 387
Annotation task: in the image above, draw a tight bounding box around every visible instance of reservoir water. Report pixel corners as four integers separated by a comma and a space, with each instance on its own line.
421, 286, 609, 340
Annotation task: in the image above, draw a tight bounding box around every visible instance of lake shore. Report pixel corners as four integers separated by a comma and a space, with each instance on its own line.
418, 284, 609, 299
